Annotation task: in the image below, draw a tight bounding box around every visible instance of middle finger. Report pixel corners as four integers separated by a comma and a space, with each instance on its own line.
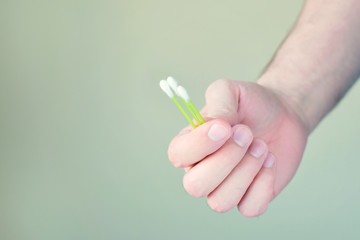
183, 125, 253, 198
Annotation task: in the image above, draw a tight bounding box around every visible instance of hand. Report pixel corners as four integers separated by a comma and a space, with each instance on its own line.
167, 79, 308, 217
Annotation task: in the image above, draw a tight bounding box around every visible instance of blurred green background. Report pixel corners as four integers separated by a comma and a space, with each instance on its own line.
1, 0, 360, 239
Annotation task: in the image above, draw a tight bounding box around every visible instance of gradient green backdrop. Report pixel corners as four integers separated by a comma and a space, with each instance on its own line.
1, 0, 360, 239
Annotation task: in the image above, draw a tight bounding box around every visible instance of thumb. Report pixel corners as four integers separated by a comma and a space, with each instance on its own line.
204, 79, 242, 125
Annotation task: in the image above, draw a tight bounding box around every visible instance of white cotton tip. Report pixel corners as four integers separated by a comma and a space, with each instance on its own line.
159, 80, 174, 98
166, 76, 179, 94
177, 86, 190, 101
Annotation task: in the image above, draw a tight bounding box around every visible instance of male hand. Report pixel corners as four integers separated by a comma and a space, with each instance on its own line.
168, 79, 308, 217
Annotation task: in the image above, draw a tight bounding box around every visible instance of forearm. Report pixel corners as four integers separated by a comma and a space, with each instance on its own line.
258, 0, 360, 133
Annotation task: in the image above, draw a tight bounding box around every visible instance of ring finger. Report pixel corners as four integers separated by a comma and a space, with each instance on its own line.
207, 138, 268, 212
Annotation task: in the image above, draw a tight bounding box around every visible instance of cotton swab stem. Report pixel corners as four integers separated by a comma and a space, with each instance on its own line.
188, 100, 205, 124
160, 78, 205, 128
171, 97, 196, 128
179, 98, 201, 124
159, 80, 196, 127
177, 85, 206, 126
167, 77, 203, 126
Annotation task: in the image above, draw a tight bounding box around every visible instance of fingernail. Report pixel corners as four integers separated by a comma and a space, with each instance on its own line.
208, 124, 228, 141
263, 153, 275, 168
249, 140, 266, 158
232, 126, 252, 147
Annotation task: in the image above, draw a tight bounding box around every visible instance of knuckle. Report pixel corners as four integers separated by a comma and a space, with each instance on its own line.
205, 79, 231, 98
167, 152, 181, 168
238, 206, 259, 218
167, 143, 184, 168
183, 175, 205, 198
207, 198, 230, 213
264, 184, 276, 199
238, 204, 268, 218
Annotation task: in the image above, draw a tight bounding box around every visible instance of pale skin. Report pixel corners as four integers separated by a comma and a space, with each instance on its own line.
167, 0, 360, 217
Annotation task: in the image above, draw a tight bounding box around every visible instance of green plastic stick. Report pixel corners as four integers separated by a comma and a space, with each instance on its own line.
176, 85, 206, 126
160, 78, 205, 128
172, 97, 196, 128
188, 100, 205, 125
180, 98, 201, 125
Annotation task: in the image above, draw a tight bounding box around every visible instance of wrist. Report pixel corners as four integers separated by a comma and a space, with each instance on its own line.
257, 74, 314, 135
